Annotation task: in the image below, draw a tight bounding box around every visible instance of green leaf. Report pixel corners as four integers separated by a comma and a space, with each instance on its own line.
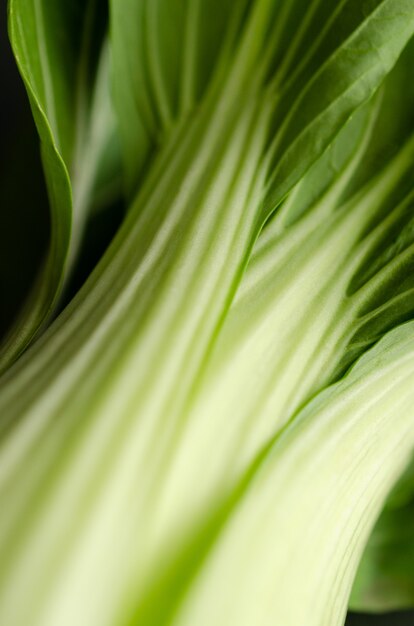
112, 0, 414, 212
0, 0, 121, 372
350, 460, 414, 612
110, 0, 248, 197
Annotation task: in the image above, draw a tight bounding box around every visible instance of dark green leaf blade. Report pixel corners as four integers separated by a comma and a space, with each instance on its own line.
1, 0, 121, 372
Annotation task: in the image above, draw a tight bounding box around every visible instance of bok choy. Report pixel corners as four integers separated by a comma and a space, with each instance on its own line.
1, 1, 414, 625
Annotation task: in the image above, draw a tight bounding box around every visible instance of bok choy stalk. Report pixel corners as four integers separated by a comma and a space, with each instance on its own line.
1, 1, 414, 625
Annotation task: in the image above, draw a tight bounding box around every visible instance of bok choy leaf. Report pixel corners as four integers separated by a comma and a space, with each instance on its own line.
1, 0, 121, 371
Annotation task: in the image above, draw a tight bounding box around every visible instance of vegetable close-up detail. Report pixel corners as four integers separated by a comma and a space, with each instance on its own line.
1, 1, 414, 625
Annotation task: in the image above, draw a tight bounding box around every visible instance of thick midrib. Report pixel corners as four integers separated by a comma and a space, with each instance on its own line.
0, 2, 281, 410
208, 130, 414, 391
144, 134, 414, 538
166, 341, 414, 626
143, 203, 375, 535
0, 88, 271, 626
0, 90, 266, 458
0, 80, 255, 401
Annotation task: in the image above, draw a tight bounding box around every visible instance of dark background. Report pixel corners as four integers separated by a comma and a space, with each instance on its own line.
0, 1, 413, 624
